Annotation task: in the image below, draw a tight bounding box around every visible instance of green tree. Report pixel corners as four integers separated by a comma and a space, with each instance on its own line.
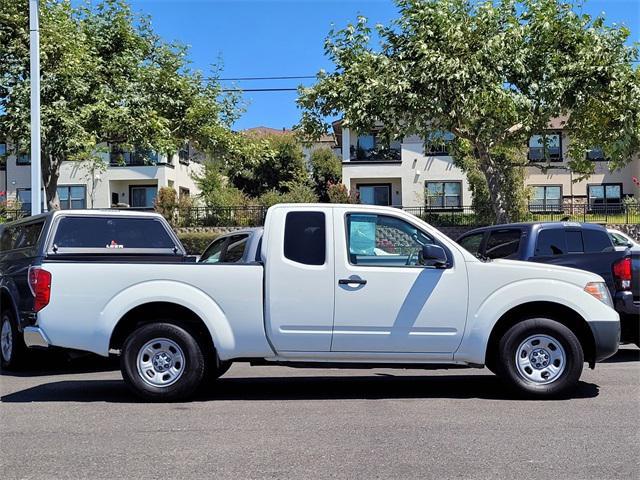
0, 0, 240, 210
309, 148, 342, 201
298, 0, 640, 222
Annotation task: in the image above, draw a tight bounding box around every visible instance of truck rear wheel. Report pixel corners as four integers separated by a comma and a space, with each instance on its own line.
496, 318, 584, 398
1, 309, 28, 371
121, 323, 205, 401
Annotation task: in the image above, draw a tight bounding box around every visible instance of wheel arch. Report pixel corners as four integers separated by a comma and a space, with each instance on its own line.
0, 287, 20, 323
485, 301, 596, 370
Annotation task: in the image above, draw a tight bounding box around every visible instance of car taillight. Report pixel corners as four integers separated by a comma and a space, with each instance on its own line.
612, 257, 632, 291
28, 267, 52, 312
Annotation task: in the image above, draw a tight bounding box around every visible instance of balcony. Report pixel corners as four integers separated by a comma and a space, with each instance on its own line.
109, 148, 173, 168
349, 145, 401, 162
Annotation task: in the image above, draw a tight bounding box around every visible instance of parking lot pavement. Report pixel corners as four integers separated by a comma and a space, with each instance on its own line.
1, 347, 639, 480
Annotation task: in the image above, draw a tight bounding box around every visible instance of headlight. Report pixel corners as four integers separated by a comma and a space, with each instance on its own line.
584, 282, 613, 308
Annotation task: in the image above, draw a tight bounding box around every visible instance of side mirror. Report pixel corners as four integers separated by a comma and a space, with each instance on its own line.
420, 244, 448, 267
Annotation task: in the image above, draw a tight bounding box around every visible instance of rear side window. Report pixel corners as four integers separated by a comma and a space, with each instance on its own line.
458, 232, 484, 255
53, 217, 175, 249
223, 234, 249, 263
0, 221, 44, 252
284, 212, 325, 265
583, 229, 612, 253
535, 228, 566, 256
485, 229, 521, 259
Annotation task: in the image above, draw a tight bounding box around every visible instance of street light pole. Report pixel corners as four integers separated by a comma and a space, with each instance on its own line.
29, 0, 42, 215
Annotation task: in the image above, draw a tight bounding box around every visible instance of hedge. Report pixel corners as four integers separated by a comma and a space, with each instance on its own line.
177, 231, 220, 255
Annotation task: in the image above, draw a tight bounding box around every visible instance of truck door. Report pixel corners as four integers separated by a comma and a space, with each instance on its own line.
263, 207, 335, 352
331, 209, 468, 354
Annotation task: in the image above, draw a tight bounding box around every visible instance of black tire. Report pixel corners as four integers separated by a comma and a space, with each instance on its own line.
121, 323, 205, 401
495, 318, 584, 398
0, 308, 28, 371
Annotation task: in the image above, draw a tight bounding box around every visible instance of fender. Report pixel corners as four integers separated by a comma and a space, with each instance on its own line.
454, 278, 618, 364
98, 280, 236, 358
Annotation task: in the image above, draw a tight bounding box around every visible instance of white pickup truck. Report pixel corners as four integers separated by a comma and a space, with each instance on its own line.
22, 204, 619, 400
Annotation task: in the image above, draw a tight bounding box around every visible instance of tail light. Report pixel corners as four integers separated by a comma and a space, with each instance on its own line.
28, 266, 52, 312
612, 257, 632, 291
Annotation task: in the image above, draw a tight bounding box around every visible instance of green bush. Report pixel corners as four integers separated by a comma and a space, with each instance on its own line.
177, 231, 220, 255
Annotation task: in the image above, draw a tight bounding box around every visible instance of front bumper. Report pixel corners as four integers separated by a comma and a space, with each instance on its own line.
23, 326, 51, 349
589, 320, 621, 363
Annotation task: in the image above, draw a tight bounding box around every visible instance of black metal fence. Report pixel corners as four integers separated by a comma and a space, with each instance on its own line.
1, 203, 638, 227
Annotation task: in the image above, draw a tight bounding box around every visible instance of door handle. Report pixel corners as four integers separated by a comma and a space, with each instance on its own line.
339, 278, 367, 285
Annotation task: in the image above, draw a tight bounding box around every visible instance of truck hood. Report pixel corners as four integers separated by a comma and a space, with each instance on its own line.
487, 258, 605, 288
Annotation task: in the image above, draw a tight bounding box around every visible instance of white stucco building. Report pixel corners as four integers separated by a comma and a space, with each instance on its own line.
0, 141, 203, 211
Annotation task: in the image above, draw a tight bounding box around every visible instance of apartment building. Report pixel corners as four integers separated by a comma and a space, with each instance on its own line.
0, 141, 203, 212
335, 120, 639, 209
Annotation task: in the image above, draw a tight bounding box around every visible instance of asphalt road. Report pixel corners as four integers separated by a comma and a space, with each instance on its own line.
1, 346, 639, 480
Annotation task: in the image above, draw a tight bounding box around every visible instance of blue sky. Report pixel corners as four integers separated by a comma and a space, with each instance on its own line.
124, 0, 639, 131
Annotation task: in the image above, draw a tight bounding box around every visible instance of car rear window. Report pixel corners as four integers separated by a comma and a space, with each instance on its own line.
458, 232, 484, 255
0, 221, 45, 252
284, 211, 325, 265
485, 229, 521, 259
535, 228, 566, 256
52, 216, 176, 250
223, 234, 249, 263
565, 230, 584, 253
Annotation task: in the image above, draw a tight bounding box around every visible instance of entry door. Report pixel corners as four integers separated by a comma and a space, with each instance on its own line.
331, 209, 468, 353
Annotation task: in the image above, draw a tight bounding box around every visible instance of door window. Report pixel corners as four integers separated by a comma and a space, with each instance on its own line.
583, 229, 612, 253
485, 229, 522, 259
535, 229, 566, 256
199, 237, 227, 263
458, 232, 484, 255
347, 214, 436, 267
223, 234, 249, 263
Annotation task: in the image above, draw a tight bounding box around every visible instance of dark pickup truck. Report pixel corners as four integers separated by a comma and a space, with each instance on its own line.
0, 210, 191, 369
457, 222, 638, 345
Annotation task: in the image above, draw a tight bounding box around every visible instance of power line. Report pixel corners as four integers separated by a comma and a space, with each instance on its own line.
218, 75, 317, 81
221, 87, 299, 92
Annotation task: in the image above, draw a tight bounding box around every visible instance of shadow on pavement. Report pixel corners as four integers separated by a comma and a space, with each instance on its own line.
1, 373, 599, 404
602, 347, 640, 363
0, 352, 119, 378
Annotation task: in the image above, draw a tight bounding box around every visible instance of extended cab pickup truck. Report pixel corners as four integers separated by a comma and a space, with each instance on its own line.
0, 210, 192, 369
16, 205, 619, 400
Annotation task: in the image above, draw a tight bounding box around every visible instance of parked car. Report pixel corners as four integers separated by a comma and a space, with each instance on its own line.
608, 228, 640, 250
0, 210, 193, 369
199, 228, 263, 264
457, 222, 638, 345
15, 205, 619, 401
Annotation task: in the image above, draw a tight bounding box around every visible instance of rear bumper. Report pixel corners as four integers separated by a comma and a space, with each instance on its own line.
23, 326, 51, 349
614, 291, 640, 316
589, 320, 620, 362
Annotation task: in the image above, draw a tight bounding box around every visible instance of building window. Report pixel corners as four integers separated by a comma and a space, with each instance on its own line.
528, 133, 562, 161
351, 132, 401, 162
586, 148, 606, 161
588, 184, 622, 208
424, 131, 454, 155
530, 186, 562, 211
57, 185, 86, 210
178, 144, 190, 165
16, 188, 44, 213
425, 181, 462, 209
179, 187, 190, 198
16, 144, 30, 165
0, 142, 6, 170
357, 184, 392, 206
109, 144, 159, 166
129, 185, 158, 208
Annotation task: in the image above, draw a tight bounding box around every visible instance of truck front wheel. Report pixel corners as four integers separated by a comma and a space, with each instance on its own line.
496, 318, 584, 398
121, 323, 205, 401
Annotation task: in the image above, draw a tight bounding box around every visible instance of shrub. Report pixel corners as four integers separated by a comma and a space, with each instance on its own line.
177, 231, 220, 255
310, 148, 342, 201
327, 182, 359, 203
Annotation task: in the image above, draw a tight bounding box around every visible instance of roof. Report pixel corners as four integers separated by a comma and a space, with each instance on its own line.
243, 126, 292, 137
459, 221, 607, 237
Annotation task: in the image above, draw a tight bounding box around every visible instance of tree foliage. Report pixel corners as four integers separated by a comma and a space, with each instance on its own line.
0, 0, 240, 209
309, 147, 342, 201
298, 0, 640, 222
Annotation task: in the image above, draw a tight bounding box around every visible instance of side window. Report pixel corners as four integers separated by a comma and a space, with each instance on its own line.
199, 237, 227, 263
53, 217, 175, 249
458, 233, 484, 255
565, 231, 584, 253
535, 229, 566, 256
222, 234, 249, 263
0, 222, 44, 252
609, 232, 629, 247
347, 214, 435, 267
284, 212, 326, 266
0, 227, 16, 252
485, 229, 521, 259
583, 229, 612, 253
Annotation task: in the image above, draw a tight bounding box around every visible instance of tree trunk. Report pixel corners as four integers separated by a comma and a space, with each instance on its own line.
476, 147, 511, 224
42, 149, 61, 211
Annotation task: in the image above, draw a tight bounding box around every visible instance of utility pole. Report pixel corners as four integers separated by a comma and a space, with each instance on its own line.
29, 0, 42, 215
